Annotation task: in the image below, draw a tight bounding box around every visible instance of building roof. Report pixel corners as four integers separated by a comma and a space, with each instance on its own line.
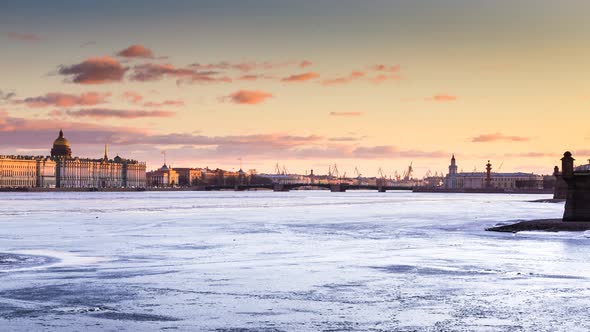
53, 129, 70, 147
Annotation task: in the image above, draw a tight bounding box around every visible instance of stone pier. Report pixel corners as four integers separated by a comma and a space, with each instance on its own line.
561, 151, 590, 221
330, 184, 347, 192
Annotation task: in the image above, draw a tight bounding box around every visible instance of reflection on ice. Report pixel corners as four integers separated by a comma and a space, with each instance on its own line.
0, 191, 584, 331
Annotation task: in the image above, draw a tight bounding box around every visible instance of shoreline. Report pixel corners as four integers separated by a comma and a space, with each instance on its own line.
486, 219, 590, 233
0, 187, 556, 194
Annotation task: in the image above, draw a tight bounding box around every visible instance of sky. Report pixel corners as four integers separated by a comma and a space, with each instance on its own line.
1, 0, 589, 176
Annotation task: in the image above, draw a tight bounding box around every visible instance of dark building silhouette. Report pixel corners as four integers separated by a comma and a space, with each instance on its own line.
560, 151, 590, 221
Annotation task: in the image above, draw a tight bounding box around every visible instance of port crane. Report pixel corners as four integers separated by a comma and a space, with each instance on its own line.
354, 167, 362, 185
402, 162, 413, 181
275, 163, 288, 175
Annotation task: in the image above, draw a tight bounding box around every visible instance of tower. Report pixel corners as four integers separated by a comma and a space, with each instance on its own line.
485, 160, 492, 189
103, 144, 108, 161
446, 154, 458, 189
561, 151, 575, 179
449, 154, 457, 175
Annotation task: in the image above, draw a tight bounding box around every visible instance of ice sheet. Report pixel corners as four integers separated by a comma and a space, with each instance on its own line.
0, 191, 583, 331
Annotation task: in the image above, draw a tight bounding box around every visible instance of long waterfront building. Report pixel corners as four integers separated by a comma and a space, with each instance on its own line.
444, 155, 543, 190
0, 130, 146, 189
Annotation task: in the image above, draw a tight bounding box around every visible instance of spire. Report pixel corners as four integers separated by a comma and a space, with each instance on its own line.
59, 129, 64, 138
104, 144, 108, 160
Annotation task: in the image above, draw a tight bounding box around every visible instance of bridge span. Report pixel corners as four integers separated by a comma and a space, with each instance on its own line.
198, 183, 413, 192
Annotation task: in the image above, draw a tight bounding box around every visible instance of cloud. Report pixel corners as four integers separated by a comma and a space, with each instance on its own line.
190, 61, 300, 72
59, 56, 128, 84
0, 111, 147, 146
0, 90, 16, 101
366, 65, 402, 83
471, 132, 529, 143
329, 112, 363, 117
116, 44, 154, 58
80, 40, 96, 48
122, 91, 184, 107
143, 100, 184, 107
372, 64, 400, 73
0, 112, 448, 170
352, 145, 446, 159
369, 74, 402, 84
130, 63, 231, 84
16, 92, 110, 108
322, 71, 365, 86
237, 74, 275, 81
225, 90, 273, 105
6, 32, 42, 41
65, 108, 176, 119
122, 91, 143, 103
281, 72, 320, 82
428, 94, 458, 102
299, 60, 313, 68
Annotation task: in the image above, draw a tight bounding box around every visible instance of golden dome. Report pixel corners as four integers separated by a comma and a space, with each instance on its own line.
53, 129, 70, 147
51, 129, 72, 158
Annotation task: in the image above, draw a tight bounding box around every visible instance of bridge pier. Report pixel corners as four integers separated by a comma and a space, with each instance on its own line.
273, 184, 290, 192
330, 184, 347, 192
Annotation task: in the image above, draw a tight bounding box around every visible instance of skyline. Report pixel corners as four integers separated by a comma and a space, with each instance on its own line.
1, 0, 589, 176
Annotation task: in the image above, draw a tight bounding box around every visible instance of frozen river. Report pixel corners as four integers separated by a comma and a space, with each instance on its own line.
0, 191, 586, 331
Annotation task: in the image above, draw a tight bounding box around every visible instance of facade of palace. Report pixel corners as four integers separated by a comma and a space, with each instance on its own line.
444, 155, 543, 190
0, 130, 146, 189
0, 155, 56, 188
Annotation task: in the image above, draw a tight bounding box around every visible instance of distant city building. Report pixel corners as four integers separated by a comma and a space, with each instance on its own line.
147, 164, 179, 187
174, 168, 201, 186
443, 155, 543, 190
0, 155, 56, 188
0, 130, 146, 189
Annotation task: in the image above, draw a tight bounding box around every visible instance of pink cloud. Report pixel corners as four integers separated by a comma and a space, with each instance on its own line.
429, 94, 458, 102
122, 91, 184, 107
471, 132, 529, 143
322, 71, 366, 86
372, 64, 400, 73
143, 100, 185, 107
59, 56, 128, 84
352, 145, 446, 159
237, 74, 275, 81
190, 61, 299, 72
116, 44, 154, 58
369, 74, 401, 84
122, 91, 143, 103
281, 72, 320, 82
65, 108, 176, 119
6, 32, 42, 41
329, 112, 363, 117
17, 92, 111, 108
225, 90, 273, 105
299, 60, 313, 68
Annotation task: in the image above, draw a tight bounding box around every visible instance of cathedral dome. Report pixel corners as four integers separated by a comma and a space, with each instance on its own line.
53, 130, 70, 147
51, 129, 72, 158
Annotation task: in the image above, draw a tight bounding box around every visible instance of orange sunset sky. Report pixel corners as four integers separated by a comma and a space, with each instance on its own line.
1, 0, 589, 176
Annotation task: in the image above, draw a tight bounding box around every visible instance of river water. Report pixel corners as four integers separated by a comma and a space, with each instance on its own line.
0, 191, 586, 331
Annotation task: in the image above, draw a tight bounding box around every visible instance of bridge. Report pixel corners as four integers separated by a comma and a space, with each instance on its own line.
198, 183, 413, 192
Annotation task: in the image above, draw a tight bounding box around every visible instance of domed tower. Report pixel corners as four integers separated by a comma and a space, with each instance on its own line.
446, 154, 458, 189
51, 129, 72, 158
